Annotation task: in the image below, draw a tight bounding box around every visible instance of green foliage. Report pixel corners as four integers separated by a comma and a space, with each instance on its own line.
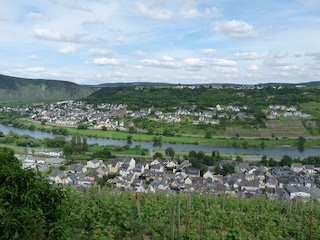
220, 163, 236, 176
153, 152, 163, 159
44, 136, 66, 148
153, 136, 162, 146
165, 147, 175, 157
298, 136, 305, 152
63, 143, 73, 156
280, 155, 293, 166
53, 190, 320, 239
0, 147, 68, 239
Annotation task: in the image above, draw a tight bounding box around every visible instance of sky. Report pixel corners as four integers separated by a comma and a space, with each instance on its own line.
0, 0, 320, 85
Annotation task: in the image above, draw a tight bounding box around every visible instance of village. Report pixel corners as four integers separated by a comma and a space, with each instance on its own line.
0, 100, 310, 130
16, 152, 320, 201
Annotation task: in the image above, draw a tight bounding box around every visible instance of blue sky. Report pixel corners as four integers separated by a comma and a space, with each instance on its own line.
1, 0, 319, 85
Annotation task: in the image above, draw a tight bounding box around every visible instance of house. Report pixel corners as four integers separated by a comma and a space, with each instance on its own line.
103, 160, 120, 173
86, 170, 100, 180
68, 164, 87, 174
240, 179, 260, 192
184, 176, 193, 185
49, 170, 67, 184
265, 176, 278, 189
86, 159, 102, 169
133, 162, 145, 177
304, 165, 315, 176
184, 167, 200, 178
203, 170, 214, 180
244, 173, 255, 182
238, 162, 250, 173
150, 163, 164, 173
291, 163, 303, 173
119, 158, 136, 176
254, 167, 266, 181
285, 185, 310, 200
166, 160, 178, 169
150, 158, 163, 166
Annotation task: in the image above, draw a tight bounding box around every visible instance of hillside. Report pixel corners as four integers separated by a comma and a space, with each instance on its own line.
0, 74, 96, 103
84, 84, 320, 111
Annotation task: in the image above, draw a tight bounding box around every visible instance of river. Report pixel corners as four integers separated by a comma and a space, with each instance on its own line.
0, 124, 319, 158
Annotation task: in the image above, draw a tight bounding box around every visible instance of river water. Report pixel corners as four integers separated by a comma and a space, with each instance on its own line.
0, 124, 319, 158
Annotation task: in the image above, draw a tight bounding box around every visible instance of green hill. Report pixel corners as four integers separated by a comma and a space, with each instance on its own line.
0, 74, 96, 103
84, 84, 320, 111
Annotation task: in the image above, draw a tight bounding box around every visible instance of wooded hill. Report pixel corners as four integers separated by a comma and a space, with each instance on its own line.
84, 84, 320, 112
0, 74, 96, 103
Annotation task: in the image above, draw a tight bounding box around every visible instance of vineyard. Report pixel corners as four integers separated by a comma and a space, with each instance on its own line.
2, 146, 320, 240
63, 189, 320, 240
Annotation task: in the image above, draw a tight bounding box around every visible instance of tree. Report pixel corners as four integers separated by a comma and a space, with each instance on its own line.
280, 154, 293, 167
235, 155, 243, 163
268, 157, 278, 167
63, 143, 73, 156
221, 163, 235, 176
127, 135, 132, 144
82, 136, 88, 151
298, 136, 305, 152
205, 131, 212, 139
153, 136, 162, 146
165, 147, 175, 157
153, 152, 163, 159
260, 155, 268, 166
212, 150, 221, 161
0, 147, 68, 239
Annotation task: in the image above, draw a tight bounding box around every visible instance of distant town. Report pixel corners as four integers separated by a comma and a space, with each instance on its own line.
0, 99, 310, 131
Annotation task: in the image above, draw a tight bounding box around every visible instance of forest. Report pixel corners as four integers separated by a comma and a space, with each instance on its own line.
84, 85, 320, 112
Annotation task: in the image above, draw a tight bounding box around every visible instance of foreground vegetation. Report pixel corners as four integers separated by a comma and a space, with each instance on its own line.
1, 145, 320, 240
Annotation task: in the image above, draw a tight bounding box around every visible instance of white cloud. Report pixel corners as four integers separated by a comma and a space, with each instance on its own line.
200, 48, 216, 55
183, 58, 207, 70
93, 57, 122, 66
135, 2, 173, 20
210, 59, 237, 67
268, 51, 288, 59
179, 6, 221, 18
130, 50, 147, 57
88, 48, 115, 56
34, 28, 105, 44
211, 20, 258, 39
59, 46, 76, 54
306, 52, 320, 59
231, 52, 265, 60
50, 0, 90, 11
28, 54, 40, 60
27, 67, 46, 72
247, 65, 258, 71
27, 12, 43, 20
82, 20, 104, 26
141, 56, 179, 69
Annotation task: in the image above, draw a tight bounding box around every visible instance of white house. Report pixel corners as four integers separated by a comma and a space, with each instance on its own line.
86, 159, 102, 169
285, 186, 310, 200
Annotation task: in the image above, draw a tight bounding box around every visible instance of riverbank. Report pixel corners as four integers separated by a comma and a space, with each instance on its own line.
19, 119, 320, 148
0, 123, 319, 158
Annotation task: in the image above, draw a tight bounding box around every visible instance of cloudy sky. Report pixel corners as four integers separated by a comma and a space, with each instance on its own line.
1, 0, 320, 85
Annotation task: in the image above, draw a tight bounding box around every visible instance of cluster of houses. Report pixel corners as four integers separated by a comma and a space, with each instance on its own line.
0, 100, 310, 131
267, 104, 310, 119
46, 156, 320, 201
